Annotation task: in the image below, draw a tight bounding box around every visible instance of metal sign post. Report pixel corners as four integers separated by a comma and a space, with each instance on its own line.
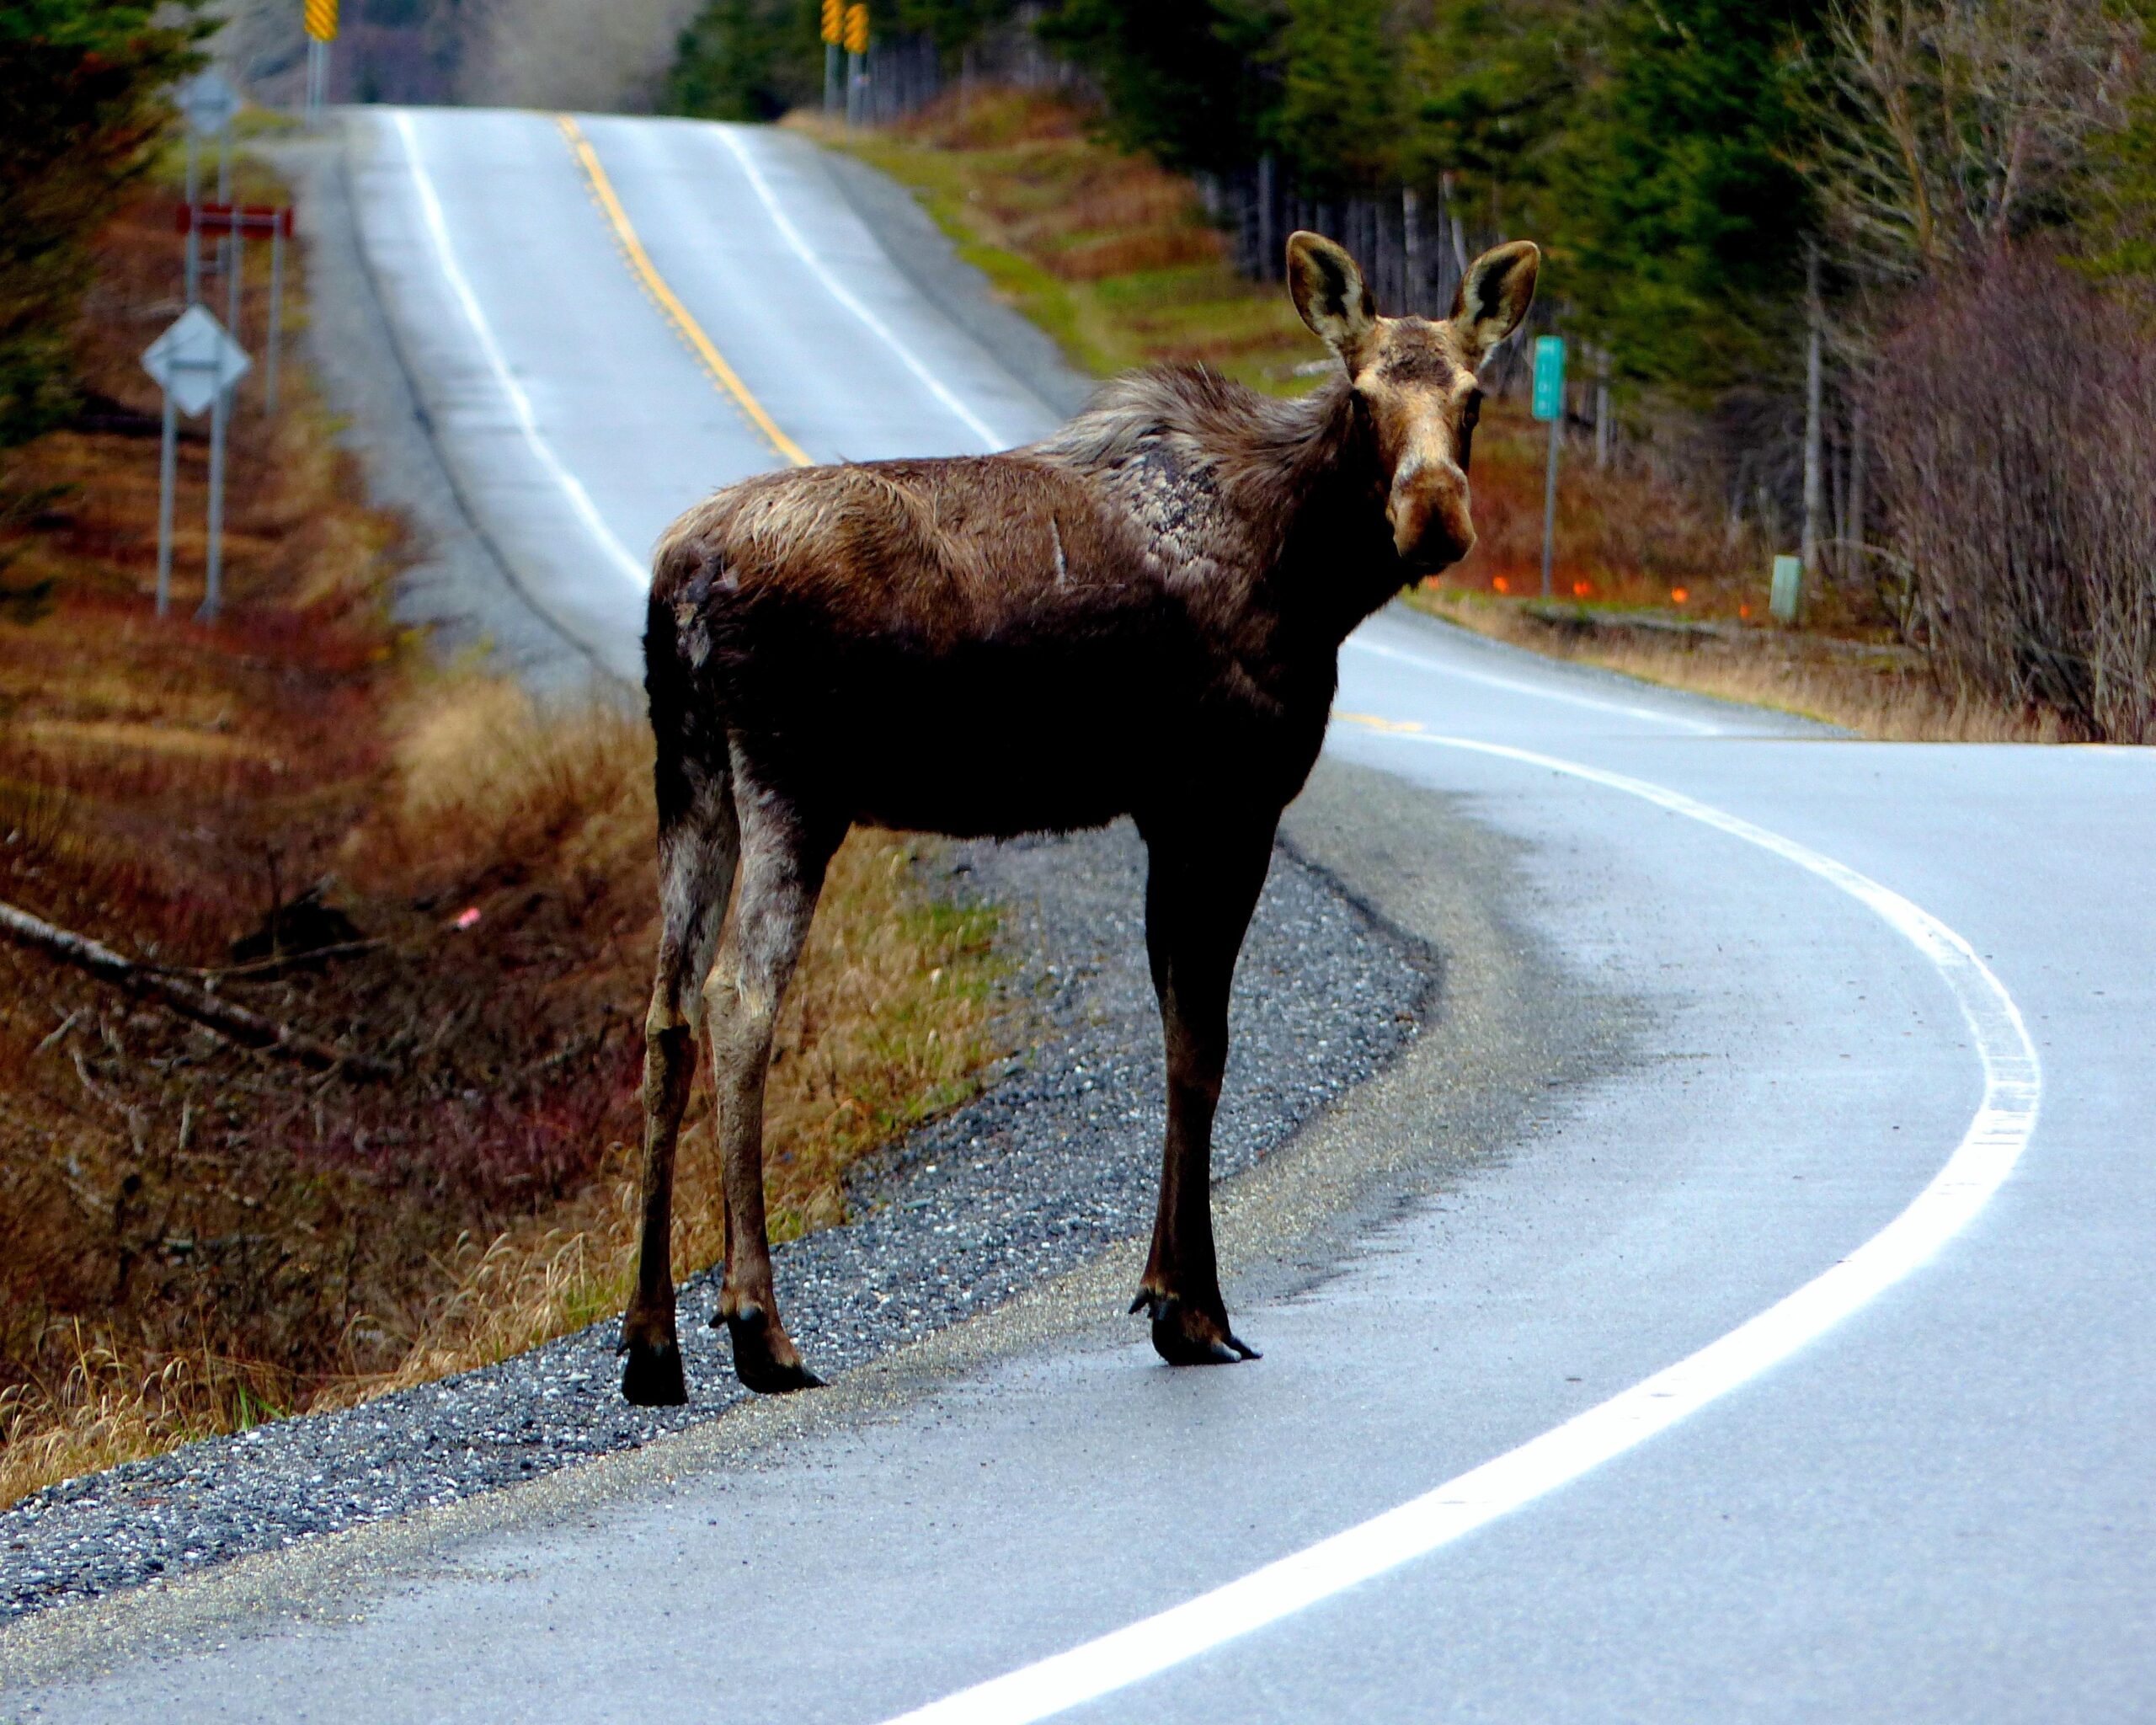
305, 0, 339, 128
141, 307, 251, 621
176, 71, 237, 306
844, 3, 869, 126
1531, 334, 1566, 599
821, 0, 843, 115
180, 204, 292, 411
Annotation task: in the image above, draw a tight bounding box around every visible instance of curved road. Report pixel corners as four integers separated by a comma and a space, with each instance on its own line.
14, 109, 2154, 1721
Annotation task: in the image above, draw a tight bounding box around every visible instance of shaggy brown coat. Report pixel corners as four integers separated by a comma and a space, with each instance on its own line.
621, 232, 1540, 1402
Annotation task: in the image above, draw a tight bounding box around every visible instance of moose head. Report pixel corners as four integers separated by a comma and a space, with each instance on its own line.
1288, 230, 1540, 574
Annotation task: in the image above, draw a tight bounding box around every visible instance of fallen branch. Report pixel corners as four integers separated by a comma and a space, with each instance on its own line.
0, 897, 392, 1081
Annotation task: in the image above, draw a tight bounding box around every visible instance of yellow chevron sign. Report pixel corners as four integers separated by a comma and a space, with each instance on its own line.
844, 3, 868, 54
821, 0, 842, 45
305, 0, 337, 42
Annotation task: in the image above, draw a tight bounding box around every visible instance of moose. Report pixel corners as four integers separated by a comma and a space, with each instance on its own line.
620, 231, 1540, 1404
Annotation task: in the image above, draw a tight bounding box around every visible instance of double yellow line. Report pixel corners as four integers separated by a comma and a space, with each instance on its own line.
557, 115, 813, 470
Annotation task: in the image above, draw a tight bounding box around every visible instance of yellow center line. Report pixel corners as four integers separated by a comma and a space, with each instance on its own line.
1333, 709, 1427, 734
556, 114, 814, 470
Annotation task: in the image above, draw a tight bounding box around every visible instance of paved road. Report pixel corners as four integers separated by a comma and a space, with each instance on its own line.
13, 109, 2153, 1721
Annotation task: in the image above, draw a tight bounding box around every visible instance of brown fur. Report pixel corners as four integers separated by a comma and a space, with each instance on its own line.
618, 234, 1540, 1402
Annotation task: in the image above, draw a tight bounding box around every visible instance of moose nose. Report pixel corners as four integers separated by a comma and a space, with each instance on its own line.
1388, 462, 1475, 569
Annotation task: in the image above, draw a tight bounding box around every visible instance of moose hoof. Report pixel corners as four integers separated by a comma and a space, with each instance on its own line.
1130, 1290, 1261, 1366
619, 1335, 688, 1407
720, 1307, 825, 1395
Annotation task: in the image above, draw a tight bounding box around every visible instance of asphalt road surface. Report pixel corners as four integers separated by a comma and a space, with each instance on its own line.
9, 109, 2152, 1722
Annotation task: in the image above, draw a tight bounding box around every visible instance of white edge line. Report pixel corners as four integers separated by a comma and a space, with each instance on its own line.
391, 109, 649, 590
1346, 634, 1727, 735
877, 733, 2040, 1725
710, 124, 1007, 454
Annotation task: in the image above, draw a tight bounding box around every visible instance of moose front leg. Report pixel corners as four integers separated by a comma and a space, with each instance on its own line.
1133, 814, 1276, 1365
703, 788, 839, 1394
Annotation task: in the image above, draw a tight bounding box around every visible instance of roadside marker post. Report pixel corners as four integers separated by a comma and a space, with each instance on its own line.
305, 0, 338, 129
141, 307, 251, 621
821, 0, 843, 115
1770, 553, 1802, 623
176, 70, 238, 306
1531, 334, 1565, 599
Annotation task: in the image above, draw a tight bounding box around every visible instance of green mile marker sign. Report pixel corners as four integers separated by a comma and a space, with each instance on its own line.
1532, 335, 1566, 422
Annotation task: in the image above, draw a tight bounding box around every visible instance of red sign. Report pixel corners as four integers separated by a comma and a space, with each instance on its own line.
177, 203, 294, 238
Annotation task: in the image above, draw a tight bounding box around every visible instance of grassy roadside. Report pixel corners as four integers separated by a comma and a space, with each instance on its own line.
793, 93, 1314, 392
0, 148, 1009, 1506
813, 89, 2050, 744
1405, 590, 2062, 741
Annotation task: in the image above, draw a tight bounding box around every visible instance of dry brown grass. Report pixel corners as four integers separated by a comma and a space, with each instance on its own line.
0, 678, 1005, 1506
1410, 588, 2063, 742
0, 176, 1008, 1509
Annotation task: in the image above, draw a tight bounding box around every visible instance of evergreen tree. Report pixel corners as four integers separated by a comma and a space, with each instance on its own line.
1273, 0, 1397, 198
664, 0, 819, 122
1407, 0, 1585, 219
0, 0, 209, 453
1038, 0, 1283, 177
1549, 0, 1825, 392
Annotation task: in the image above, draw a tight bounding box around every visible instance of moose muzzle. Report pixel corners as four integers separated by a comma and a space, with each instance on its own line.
1387, 457, 1476, 573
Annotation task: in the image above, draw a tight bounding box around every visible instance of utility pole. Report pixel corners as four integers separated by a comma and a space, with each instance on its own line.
1801, 240, 1825, 584
821, 0, 842, 115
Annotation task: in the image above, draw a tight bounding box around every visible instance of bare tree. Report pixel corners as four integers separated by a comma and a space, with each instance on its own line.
1809, 0, 2133, 280
1868, 253, 2156, 740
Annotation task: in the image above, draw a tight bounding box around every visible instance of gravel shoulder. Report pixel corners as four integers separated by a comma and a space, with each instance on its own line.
0, 812, 1432, 1626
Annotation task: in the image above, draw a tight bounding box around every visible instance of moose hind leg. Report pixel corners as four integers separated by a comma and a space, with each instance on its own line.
621, 765, 740, 1407
1132, 814, 1276, 1365
705, 779, 840, 1393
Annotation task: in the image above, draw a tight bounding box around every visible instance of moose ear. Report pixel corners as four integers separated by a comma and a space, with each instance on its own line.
1288, 231, 1379, 372
1449, 241, 1540, 363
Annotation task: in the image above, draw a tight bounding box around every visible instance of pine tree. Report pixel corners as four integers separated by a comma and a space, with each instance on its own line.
1274, 0, 1396, 198
1550, 0, 1826, 392
0, 0, 208, 453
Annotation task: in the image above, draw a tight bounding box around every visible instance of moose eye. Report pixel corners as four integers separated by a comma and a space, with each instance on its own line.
1458, 391, 1482, 472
